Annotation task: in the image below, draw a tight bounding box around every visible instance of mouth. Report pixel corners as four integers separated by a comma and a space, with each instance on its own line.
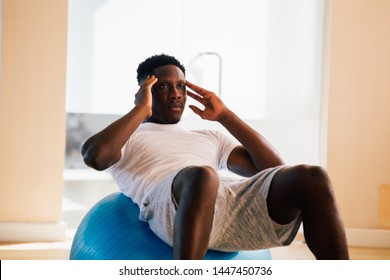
168, 102, 183, 111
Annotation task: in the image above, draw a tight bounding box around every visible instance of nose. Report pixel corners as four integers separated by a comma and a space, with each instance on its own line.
169, 87, 181, 99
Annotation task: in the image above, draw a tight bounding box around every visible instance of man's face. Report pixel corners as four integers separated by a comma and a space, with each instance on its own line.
148, 65, 187, 124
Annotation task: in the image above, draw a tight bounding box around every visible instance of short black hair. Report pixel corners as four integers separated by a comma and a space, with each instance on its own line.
136, 54, 186, 84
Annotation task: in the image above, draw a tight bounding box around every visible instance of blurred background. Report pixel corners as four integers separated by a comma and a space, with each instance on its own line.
0, 0, 389, 259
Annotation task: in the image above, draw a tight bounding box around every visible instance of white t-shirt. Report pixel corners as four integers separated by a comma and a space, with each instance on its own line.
108, 122, 238, 205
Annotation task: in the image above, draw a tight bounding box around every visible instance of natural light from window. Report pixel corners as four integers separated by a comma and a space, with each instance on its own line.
66, 0, 324, 121
65, 0, 327, 169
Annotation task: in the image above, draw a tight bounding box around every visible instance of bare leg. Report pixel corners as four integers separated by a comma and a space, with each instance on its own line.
171, 166, 219, 259
267, 165, 349, 259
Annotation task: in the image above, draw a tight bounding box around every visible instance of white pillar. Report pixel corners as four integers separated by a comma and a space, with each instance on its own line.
0, 0, 68, 242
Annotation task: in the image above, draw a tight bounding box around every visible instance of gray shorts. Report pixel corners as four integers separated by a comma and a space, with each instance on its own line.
139, 165, 302, 252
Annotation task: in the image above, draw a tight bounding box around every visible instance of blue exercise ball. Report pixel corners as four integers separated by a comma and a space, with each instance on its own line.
70, 192, 271, 260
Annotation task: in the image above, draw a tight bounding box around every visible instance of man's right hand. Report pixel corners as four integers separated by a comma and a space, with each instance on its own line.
134, 75, 158, 118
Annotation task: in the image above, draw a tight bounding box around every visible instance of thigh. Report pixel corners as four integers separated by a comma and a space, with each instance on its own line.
266, 165, 305, 225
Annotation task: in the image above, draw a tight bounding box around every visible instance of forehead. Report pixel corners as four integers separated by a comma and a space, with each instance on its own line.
153, 65, 185, 81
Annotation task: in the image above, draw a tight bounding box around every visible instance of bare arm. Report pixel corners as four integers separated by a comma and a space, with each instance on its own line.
219, 111, 284, 176
186, 80, 284, 177
81, 76, 157, 171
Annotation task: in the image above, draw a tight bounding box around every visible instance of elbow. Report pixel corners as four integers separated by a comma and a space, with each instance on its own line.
254, 158, 285, 173
81, 142, 113, 171
263, 158, 285, 170
261, 151, 285, 169
82, 154, 107, 171
270, 157, 285, 168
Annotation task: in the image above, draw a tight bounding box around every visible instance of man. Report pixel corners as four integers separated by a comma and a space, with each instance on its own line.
81, 54, 349, 260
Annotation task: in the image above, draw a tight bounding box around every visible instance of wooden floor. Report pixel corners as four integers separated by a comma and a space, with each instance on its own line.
1, 179, 390, 260
1, 238, 390, 260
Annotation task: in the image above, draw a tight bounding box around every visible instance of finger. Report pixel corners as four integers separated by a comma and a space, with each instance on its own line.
141, 75, 158, 88
187, 90, 203, 102
146, 75, 158, 86
186, 80, 211, 96
188, 91, 212, 107
139, 75, 150, 86
189, 105, 204, 117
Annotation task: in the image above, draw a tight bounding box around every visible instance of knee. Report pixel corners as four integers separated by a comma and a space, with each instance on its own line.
295, 164, 329, 181
185, 165, 219, 186
173, 166, 219, 204
193, 165, 219, 180
292, 164, 334, 199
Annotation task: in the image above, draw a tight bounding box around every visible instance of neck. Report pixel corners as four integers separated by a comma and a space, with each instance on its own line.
145, 117, 180, 125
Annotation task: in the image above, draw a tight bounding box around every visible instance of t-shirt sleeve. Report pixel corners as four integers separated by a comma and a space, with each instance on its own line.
211, 130, 240, 170
105, 135, 132, 173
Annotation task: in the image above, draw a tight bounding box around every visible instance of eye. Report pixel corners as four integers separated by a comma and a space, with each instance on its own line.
158, 84, 168, 89
177, 83, 185, 90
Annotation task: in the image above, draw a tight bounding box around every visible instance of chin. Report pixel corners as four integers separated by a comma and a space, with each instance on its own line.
165, 112, 183, 124
148, 116, 182, 124
166, 117, 181, 124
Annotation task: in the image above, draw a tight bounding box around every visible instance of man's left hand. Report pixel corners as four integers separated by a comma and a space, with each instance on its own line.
186, 80, 229, 122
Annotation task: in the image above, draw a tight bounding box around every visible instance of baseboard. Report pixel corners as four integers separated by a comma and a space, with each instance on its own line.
295, 226, 390, 248
0, 221, 67, 243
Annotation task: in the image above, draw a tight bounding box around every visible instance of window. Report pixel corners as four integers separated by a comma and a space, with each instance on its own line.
65, 0, 326, 169
66, 0, 324, 120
